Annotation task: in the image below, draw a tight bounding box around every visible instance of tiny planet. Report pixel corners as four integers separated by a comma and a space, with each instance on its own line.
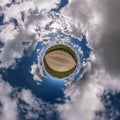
44, 45, 77, 78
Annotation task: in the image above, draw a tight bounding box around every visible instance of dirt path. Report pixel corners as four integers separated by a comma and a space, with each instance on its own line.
45, 50, 76, 72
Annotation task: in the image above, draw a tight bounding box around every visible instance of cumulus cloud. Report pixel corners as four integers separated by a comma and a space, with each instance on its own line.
61, 0, 101, 40
0, 0, 11, 7
57, 65, 120, 120
58, 76, 104, 120
93, 0, 120, 76
19, 89, 58, 120
62, 0, 120, 76
0, 78, 18, 120
0, 0, 60, 68
56, 0, 120, 120
30, 63, 44, 82
1, 0, 60, 23
61, 0, 120, 87
0, 77, 58, 120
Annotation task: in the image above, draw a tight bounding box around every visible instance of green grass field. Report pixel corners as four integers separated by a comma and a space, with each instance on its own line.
43, 44, 77, 78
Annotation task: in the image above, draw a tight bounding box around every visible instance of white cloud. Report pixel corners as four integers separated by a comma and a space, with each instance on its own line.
61, 0, 98, 38
62, 0, 120, 76
30, 62, 44, 83
2, 0, 60, 23
58, 67, 104, 120
94, 69, 120, 92
19, 88, 58, 120
0, 78, 18, 120
0, 0, 61, 68
0, 0, 11, 7
0, 77, 57, 120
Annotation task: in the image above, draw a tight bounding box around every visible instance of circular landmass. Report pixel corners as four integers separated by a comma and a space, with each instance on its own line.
43, 45, 77, 78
